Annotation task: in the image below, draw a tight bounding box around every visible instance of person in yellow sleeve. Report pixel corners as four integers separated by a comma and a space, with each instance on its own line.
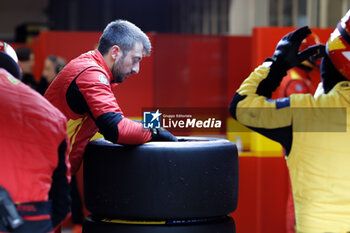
229, 10, 350, 233
272, 32, 323, 233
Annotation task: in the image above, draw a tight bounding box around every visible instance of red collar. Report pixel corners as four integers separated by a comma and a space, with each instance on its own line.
91, 49, 114, 83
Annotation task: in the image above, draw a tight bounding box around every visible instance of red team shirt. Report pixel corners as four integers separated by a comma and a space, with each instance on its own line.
272, 66, 320, 99
0, 67, 70, 232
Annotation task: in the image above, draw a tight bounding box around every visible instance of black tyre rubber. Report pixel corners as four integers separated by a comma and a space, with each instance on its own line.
82, 215, 236, 233
83, 137, 238, 219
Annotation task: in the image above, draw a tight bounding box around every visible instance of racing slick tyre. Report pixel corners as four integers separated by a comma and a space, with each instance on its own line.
83, 137, 238, 220
82, 215, 236, 233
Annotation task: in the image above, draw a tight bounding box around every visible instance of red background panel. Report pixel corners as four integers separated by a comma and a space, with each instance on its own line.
188, 36, 227, 107
153, 34, 228, 108
230, 157, 259, 233
153, 34, 192, 108
230, 156, 288, 233
31, 31, 101, 80
227, 36, 252, 104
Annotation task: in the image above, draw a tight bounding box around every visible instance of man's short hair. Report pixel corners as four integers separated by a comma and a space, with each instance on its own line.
98, 19, 151, 57
15, 47, 33, 62
47, 55, 66, 74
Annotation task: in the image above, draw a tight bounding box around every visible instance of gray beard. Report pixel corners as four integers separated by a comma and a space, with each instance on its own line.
111, 60, 124, 83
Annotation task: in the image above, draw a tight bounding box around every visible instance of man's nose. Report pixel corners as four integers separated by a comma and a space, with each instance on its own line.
132, 63, 140, 74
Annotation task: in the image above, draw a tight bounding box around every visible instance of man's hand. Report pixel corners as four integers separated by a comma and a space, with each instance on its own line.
150, 127, 178, 142
273, 26, 325, 70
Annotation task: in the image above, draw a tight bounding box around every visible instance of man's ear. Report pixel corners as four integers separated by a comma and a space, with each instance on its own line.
111, 45, 122, 59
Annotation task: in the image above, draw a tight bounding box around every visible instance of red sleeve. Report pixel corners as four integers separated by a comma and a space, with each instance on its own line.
117, 118, 152, 144
75, 68, 122, 118
76, 68, 151, 144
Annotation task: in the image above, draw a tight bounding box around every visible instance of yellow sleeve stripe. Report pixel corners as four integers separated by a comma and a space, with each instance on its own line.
101, 218, 166, 225
67, 116, 88, 153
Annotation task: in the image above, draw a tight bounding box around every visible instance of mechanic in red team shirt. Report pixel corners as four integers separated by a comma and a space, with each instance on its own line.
45, 19, 177, 174
0, 41, 70, 233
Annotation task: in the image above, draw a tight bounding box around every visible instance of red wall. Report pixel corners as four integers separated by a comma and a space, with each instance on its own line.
230, 156, 288, 233
31, 31, 101, 80
153, 34, 230, 108
227, 36, 252, 104
14, 27, 334, 233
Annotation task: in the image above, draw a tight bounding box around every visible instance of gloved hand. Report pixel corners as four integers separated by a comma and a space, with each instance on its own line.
273, 26, 325, 70
256, 26, 325, 98
150, 127, 178, 142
